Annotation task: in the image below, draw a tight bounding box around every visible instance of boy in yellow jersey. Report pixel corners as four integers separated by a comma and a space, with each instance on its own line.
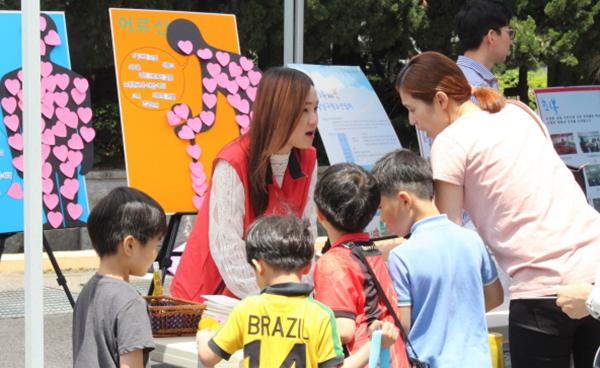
196, 214, 399, 368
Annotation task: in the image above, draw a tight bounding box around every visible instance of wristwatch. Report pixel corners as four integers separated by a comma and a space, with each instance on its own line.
585, 285, 600, 320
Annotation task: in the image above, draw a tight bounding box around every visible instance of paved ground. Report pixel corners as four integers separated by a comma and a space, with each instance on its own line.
0, 270, 175, 367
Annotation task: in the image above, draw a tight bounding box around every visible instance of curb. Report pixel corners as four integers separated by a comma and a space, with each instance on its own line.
0, 249, 99, 273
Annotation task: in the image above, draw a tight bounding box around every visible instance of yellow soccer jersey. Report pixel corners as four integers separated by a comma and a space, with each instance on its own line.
209, 282, 344, 368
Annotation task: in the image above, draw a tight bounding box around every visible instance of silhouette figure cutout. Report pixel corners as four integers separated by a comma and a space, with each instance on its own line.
166, 19, 262, 210
0, 13, 94, 229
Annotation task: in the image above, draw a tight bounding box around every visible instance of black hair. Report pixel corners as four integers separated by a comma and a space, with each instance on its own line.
314, 163, 380, 233
455, 0, 512, 52
245, 215, 314, 272
372, 149, 434, 200
87, 187, 167, 257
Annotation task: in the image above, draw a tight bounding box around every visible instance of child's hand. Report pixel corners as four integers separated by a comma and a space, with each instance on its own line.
196, 328, 215, 349
368, 321, 399, 348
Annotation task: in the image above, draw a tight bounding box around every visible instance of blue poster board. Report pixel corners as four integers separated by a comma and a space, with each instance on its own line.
0, 11, 91, 233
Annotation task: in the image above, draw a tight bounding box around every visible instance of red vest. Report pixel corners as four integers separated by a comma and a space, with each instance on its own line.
170, 135, 316, 301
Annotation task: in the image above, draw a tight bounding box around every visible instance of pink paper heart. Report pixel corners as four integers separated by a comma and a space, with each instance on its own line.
188, 161, 204, 178
216, 73, 229, 88
67, 133, 84, 150
192, 182, 208, 196
17, 70, 23, 81
228, 62, 242, 78
41, 40, 47, 57
177, 40, 193, 55
40, 15, 47, 31
177, 125, 195, 140
12, 155, 23, 172
227, 94, 250, 114
240, 126, 250, 135
71, 89, 86, 105
73, 78, 88, 93
41, 62, 53, 78
66, 202, 83, 220
42, 178, 54, 194
44, 30, 61, 46
1, 97, 17, 114
56, 107, 78, 128
42, 104, 54, 119
47, 211, 63, 228
197, 48, 213, 60
18, 99, 22, 111
236, 76, 250, 90
51, 121, 67, 137
53, 92, 68, 107
55, 73, 70, 90
42, 75, 57, 93
40, 118, 46, 132
41, 129, 56, 145
215, 51, 230, 67
60, 178, 80, 200
246, 86, 257, 101
80, 126, 95, 143
186, 144, 202, 160
173, 104, 190, 119
42, 162, 53, 178
191, 173, 207, 186
192, 195, 204, 210
7, 182, 23, 200
59, 161, 75, 178
249, 70, 262, 86
42, 144, 51, 161
207, 63, 222, 78
52, 145, 68, 162
4, 78, 20, 96
42, 91, 55, 107
235, 115, 250, 128
67, 150, 83, 167
77, 107, 92, 124
200, 111, 215, 126
202, 93, 217, 109
43, 193, 59, 210
187, 117, 202, 133
239, 56, 254, 71
226, 80, 239, 94
202, 78, 217, 93
166, 111, 181, 126
4, 114, 19, 132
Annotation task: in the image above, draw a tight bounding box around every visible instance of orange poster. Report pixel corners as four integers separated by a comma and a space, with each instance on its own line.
109, 9, 261, 212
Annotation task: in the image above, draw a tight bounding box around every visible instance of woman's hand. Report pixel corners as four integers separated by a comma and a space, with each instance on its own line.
556, 283, 594, 319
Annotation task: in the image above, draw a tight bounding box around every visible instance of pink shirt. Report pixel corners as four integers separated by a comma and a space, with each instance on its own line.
431, 103, 600, 299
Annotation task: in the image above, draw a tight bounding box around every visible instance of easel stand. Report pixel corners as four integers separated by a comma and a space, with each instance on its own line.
0, 231, 75, 308
43, 235, 75, 308
148, 211, 196, 295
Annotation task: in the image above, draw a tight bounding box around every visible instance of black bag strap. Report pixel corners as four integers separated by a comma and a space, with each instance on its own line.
349, 245, 424, 365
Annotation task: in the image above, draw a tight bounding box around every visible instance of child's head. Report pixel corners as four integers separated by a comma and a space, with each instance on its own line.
87, 187, 167, 274
371, 149, 434, 236
314, 163, 380, 234
245, 215, 314, 288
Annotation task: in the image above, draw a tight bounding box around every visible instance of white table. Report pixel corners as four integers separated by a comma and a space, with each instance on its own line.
151, 336, 243, 368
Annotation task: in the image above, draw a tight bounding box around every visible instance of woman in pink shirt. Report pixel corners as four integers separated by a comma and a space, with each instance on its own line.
395, 51, 600, 368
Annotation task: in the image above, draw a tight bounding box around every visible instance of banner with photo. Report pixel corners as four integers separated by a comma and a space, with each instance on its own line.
535, 86, 600, 211
289, 64, 402, 238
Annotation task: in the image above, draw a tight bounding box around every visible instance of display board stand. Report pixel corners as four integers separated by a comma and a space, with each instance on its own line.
148, 211, 196, 295
0, 232, 75, 307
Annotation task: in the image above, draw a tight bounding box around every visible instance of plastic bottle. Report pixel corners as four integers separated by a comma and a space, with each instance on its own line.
152, 261, 164, 296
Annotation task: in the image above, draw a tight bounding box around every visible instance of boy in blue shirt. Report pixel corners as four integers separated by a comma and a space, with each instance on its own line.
372, 149, 504, 368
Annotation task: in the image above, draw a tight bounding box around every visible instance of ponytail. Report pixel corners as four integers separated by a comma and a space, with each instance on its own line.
472, 87, 505, 113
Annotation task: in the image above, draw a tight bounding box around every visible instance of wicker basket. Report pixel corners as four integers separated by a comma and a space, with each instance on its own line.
144, 295, 206, 337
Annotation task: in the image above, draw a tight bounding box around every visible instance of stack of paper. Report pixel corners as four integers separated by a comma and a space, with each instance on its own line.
201, 294, 240, 323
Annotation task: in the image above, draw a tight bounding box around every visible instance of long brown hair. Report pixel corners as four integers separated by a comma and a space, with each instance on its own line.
248, 67, 314, 216
396, 51, 505, 113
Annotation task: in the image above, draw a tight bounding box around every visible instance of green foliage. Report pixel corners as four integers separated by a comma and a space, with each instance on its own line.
90, 102, 123, 168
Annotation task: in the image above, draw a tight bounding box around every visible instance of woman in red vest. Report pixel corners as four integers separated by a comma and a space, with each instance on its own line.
170, 67, 318, 301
